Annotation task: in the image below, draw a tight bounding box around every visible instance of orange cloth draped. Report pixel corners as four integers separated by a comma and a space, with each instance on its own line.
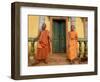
35, 30, 50, 60
67, 31, 78, 60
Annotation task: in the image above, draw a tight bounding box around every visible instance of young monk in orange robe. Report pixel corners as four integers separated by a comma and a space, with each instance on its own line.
67, 25, 78, 64
34, 23, 51, 64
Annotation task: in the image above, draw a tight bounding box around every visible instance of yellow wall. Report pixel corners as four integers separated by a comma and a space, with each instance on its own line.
28, 16, 51, 38
28, 16, 39, 38
28, 16, 85, 39
75, 17, 84, 38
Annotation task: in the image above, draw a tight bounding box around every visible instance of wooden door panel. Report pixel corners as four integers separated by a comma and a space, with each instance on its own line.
52, 40, 60, 52
52, 19, 66, 53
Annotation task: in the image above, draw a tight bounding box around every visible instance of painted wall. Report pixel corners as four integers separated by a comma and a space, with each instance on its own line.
75, 17, 85, 38
28, 16, 39, 38
28, 16, 86, 38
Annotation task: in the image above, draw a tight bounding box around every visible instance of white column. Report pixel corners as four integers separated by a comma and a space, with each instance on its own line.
71, 17, 75, 26
39, 16, 45, 31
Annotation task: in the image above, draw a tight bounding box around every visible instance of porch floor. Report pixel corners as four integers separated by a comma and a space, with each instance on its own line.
28, 53, 87, 66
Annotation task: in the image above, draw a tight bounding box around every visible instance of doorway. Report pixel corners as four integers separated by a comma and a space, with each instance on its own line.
52, 19, 66, 53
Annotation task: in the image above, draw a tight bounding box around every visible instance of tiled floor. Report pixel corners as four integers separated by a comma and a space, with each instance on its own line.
28, 53, 87, 66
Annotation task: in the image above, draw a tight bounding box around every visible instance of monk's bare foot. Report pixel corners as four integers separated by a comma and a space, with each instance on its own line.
32, 63, 38, 65
69, 62, 73, 64
43, 60, 48, 64
70, 60, 75, 64
32, 61, 40, 65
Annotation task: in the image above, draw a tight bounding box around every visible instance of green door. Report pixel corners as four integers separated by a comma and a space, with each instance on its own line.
52, 19, 66, 53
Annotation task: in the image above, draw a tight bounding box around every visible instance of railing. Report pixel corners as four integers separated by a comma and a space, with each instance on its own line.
28, 38, 88, 60
28, 37, 38, 55
78, 38, 88, 61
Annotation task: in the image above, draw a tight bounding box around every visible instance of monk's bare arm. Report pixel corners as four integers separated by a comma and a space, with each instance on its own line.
35, 31, 41, 41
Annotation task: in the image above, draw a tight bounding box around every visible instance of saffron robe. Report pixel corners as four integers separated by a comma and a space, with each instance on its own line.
35, 30, 50, 60
67, 31, 78, 60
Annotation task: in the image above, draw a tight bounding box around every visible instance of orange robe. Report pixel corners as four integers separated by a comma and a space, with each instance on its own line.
67, 31, 78, 60
35, 30, 50, 61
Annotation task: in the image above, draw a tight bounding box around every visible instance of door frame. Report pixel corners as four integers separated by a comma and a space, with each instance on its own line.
49, 17, 69, 54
